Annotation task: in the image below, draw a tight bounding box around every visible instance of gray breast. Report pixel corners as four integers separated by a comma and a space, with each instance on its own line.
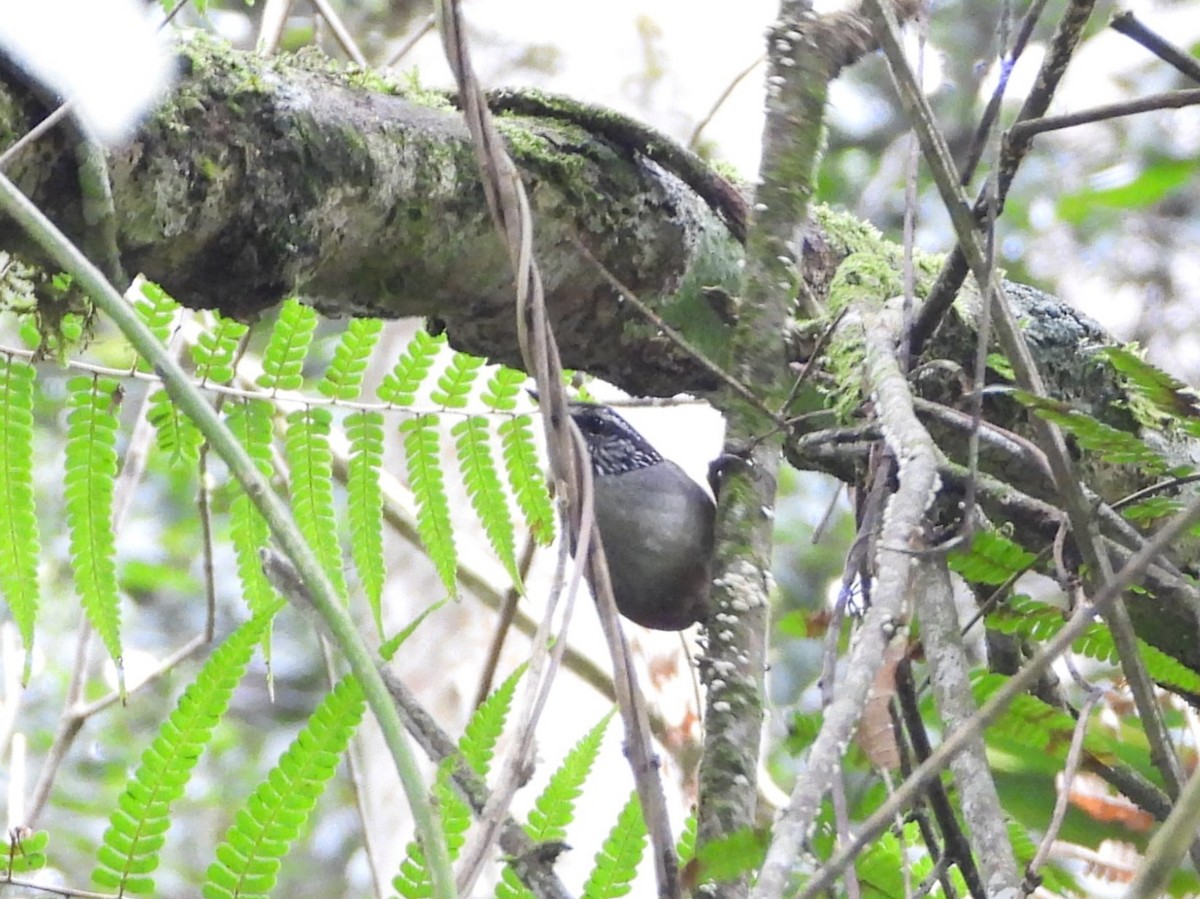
590, 460, 715, 630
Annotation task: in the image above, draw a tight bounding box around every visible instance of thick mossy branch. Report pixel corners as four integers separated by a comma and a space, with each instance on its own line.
0, 33, 742, 396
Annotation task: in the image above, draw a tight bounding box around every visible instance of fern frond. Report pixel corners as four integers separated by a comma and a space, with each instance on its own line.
346, 410, 386, 634
91, 612, 275, 896
971, 672, 1114, 763
1017, 392, 1184, 478
147, 387, 203, 466
460, 663, 525, 777
65, 375, 123, 683
526, 710, 614, 842
1099, 346, 1200, 436
225, 400, 281, 663
481, 366, 526, 412
0, 357, 41, 680
948, 529, 1037, 586
431, 352, 484, 409
392, 761, 470, 899
131, 280, 179, 373
1074, 624, 1200, 695
256, 298, 318, 392
377, 330, 445, 406
401, 414, 457, 595
192, 312, 249, 385
582, 791, 647, 899
285, 406, 347, 601
990, 596, 1200, 695
202, 677, 366, 899
498, 415, 555, 545
986, 594, 1065, 642
318, 317, 383, 401
454, 416, 520, 586
396, 669, 548, 896
1121, 495, 1183, 524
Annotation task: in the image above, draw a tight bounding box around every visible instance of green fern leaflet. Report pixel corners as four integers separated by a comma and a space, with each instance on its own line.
202, 677, 366, 899
346, 410, 386, 634
91, 612, 276, 895
378, 330, 445, 406
481, 366, 527, 412
257, 298, 317, 392
496, 710, 614, 899
431, 352, 484, 409
318, 317, 382, 400
192, 312, 249, 385
225, 399, 281, 662
285, 406, 347, 601
0, 357, 41, 680
498, 415, 555, 545
391, 665, 524, 898
64, 375, 123, 686
582, 791, 647, 899
131, 280, 179, 373
401, 414, 457, 596
453, 416, 521, 587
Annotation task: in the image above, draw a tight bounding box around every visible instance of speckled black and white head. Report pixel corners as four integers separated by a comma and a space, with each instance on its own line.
568, 403, 663, 476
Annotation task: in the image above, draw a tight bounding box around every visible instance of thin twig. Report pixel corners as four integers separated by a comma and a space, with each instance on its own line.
1008, 88, 1200, 142
1110, 11, 1200, 84
688, 54, 765, 149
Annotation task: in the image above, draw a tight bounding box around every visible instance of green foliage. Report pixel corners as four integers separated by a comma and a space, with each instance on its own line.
401, 414, 458, 596
91, 612, 275, 895
0, 357, 40, 679
675, 813, 696, 866
346, 410, 386, 634
1016, 392, 1183, 478
855, 820, 932, 898
392, 761, 470, 899
526, 710, 614, 843
148, 386, 204, 465
285, 406, 347, 601
192, 312, 249, 385
256, 298, 317, 391
225, 399, 281, 662
1099, 345, 1200, 438
64, 375, 123, 683
431, 352, 484, 409
1058, 158, 1197, 224
377, 330, 445, 406
948, 529, 1037, 586
971, 672, 1115, 765
581, 791, 646, 899
392, 665, 523, 898
317, 317, 383, 400
131, 281, 179, 373
498, 415, 555, 545
693, 827, 768, 884
5, 830, 48, 876
989, 595, 1200, 695
453, 416, 521, 586
460, 663, 524, 777
202, 676, 366, 899
481, 366, 527, 411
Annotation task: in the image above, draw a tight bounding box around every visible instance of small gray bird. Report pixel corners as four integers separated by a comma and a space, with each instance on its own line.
568, 403, 716, 630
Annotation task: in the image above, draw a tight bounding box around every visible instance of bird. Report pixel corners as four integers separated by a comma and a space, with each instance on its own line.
567, 402, 716, 630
